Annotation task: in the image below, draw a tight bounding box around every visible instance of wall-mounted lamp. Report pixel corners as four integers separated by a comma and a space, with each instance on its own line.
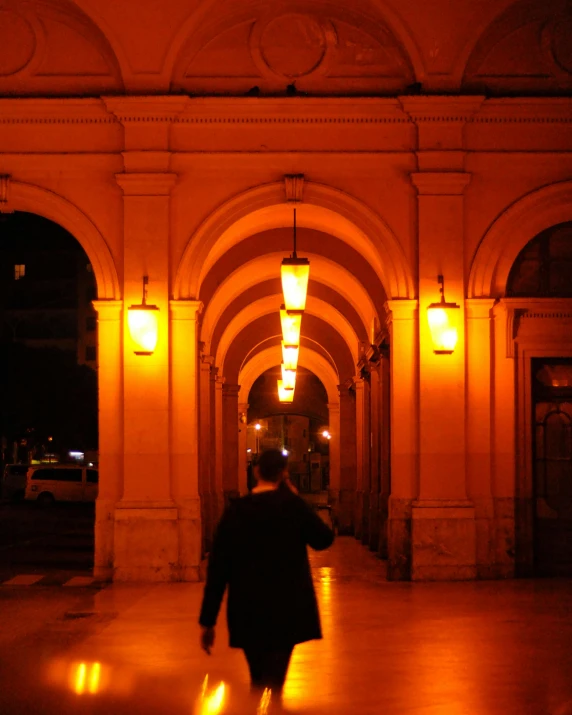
281, 208, 310, 311
427, 275, 460, 354
282, 342, 299, 371
280, 306, 302, 346
127, 276, 159, 355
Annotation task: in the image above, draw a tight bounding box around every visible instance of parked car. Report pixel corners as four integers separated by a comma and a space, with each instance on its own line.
25, 465, 98, 505
1, 464, 30, 501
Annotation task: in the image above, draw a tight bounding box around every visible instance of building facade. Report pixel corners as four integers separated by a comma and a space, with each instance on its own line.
1, 0, 571, 580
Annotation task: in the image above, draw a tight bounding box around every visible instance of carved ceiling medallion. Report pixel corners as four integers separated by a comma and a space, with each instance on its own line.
250, 13, 334, 80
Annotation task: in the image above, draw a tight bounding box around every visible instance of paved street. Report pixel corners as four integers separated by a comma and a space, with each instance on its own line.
1, 537, 572, 714
0, 501, 94, 583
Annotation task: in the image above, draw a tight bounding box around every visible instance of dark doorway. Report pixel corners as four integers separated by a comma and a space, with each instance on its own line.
532, 358, 572, 576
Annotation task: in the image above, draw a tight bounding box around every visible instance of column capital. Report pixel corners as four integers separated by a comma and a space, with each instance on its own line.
116, 172, 178, 196
384, 299, 418, 323
411, 172, 471, 196
201, 353, 215, 366
170, 299, 203, 320
327, 402, 340, 412
92, 299, 122, 319
223, 383, 240, 397
465, 298, 496, 320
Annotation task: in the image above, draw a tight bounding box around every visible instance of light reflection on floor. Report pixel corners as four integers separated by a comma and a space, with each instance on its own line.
1, 538, 572, 714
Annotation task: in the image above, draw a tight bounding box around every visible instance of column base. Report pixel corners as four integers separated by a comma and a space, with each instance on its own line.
337, 489, 356, 535
93, 498, 116, 582
474, 497, 516, 579
113, 500, 201, 582
387, 497, 412, 580
411, 500, 476, 581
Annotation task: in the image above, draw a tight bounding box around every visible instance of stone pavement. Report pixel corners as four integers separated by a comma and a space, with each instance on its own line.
1, 537, 572, 714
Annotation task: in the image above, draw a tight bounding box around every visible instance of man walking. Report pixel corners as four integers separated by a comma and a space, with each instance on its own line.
199, 448, 334, 701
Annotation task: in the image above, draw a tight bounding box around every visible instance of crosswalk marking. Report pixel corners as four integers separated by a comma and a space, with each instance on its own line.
63, 576, 94, 587
3, 574, 44, 586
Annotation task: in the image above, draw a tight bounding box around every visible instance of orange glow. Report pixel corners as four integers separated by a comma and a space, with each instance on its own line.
282, 342, 299, 370
277, 380, 294, 403
70, 662, 101, 695
127, 305, 159, 355
281, 257, 310, 311
197, 676, 226, 714
257, 688, 272, 714
280, 306, 302, 346
281, 365, 296, 390
427, 303, 460, 354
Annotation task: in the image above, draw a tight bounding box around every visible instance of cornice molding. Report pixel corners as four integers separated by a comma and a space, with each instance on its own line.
115, 172, 177, 196
411, 172, 471, 195
0, 97, 570, 125
92, 300, 123, 319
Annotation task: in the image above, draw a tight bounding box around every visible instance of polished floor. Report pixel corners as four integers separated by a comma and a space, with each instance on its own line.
1, 537, 572, 714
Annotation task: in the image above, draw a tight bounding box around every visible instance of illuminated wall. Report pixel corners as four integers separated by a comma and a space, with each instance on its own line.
0, 0, 571, 580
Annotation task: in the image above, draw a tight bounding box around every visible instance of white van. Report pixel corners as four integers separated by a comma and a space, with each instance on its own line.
25, 465, 98, 505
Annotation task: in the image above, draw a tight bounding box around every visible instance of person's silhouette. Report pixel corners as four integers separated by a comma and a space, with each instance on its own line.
199, 448, 334, 700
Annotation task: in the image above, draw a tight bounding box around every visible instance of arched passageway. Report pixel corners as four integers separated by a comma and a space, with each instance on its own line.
183, 185, 408, 566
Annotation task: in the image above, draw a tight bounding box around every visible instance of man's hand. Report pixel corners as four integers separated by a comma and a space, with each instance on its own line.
200, 626, 215, 655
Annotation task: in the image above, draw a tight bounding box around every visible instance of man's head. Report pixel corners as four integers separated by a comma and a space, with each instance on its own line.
257, 449, 287, 483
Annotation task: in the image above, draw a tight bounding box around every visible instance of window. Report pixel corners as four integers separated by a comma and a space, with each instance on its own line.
32, 468, 82, 482
86, 469, 99, 484
86, 316, 96, 332
86, 346, 96, 361
14, 264, 25, 280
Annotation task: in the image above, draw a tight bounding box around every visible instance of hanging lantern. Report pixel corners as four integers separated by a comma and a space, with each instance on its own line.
281, 208, 310, 311
427, 275, 460, 354
282, 342, 299, 371
277, 380, 294, 403
281, 364, 296, 390
280, 306, 302, 346
127, 276, 159, 355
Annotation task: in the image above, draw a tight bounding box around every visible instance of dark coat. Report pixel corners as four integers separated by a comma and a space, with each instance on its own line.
199, 485, 334, 649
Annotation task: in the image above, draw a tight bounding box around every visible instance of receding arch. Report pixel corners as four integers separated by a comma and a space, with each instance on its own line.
201, 254, 374, 354
5, 181, 120, 299
201, 255, 375, 352
174, 181, 414, 301
215, 294, 360, 369
469, 181, 572, 298
239, 346, 339, 406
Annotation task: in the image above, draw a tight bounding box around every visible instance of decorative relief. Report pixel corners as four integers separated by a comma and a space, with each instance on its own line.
0, 9, 36, 76
0, 0, 121, 95
171, 3, 413, 95
463, 2, 572, 95
254, 14, 328, 78
284, 174, 304, 202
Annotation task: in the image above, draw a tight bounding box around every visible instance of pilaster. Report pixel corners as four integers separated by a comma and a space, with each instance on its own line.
222, 383, 240, 503
385, 299, 418, 580
410, 166, 476, 581
199, 354, 214, 553
238, 402, 249, 495
113, 169, 178, 581
353, 375, 370, 541
170, 299, 203, 580
92, 300, 122, 581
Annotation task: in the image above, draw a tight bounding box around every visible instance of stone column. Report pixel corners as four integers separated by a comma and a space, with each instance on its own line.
385, 299, 418, 580
354, 374, 371, 541
170, 299, 202, 581
492, 301, 518, 576
368, 360, 382, 551
114, 171, 178, 581
378, 351, 391, 558
214, 375, 224, 519
338, 385, 356, 534
199, 354, 214, 553
466, 299, 497, 577
222, 384, 240, 503
411, 171, 475, 581
238, 402, 249, 495
92, 300, 122, 581
327, 401, 341, 529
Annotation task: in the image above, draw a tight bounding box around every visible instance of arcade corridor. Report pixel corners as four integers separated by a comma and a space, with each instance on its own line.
1, 537, 571, 715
